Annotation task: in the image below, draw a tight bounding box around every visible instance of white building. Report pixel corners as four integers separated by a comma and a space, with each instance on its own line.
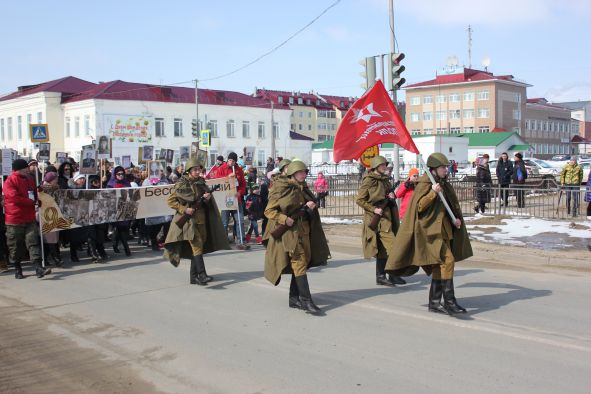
0, 76, 313, 166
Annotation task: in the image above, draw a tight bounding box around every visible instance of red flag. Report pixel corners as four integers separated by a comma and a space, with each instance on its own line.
333, 80, 419, 162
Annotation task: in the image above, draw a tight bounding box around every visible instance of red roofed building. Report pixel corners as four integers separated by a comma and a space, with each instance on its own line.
255, 88, 357, 142
404, 67, 531, 137
0, 77, 313, 164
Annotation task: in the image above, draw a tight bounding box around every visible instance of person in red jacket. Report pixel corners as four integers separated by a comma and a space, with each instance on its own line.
209, 152, 249, 250
4, 159, 51, 279
395, 167, 419, 221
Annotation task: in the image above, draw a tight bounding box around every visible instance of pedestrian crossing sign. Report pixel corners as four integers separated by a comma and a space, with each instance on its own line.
30, 124, 49, 142
200, 129, 211, 147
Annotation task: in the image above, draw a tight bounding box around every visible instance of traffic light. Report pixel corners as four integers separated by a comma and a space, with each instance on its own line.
388, 52, 406, 90
359, 56, 377, 91
191, 119, 199, 137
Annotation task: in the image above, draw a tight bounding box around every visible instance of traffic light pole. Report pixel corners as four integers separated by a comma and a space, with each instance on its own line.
389, 0, 399, 182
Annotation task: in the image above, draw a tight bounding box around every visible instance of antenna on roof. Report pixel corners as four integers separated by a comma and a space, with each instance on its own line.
482, 56, 491, 72
467, 25, 473, 68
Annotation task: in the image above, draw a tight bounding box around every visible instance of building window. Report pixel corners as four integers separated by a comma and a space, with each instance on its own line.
477, 90, 489, 100
174, 118, 183, 137
478, 126, 490, 133
463, 92, 474, 101
155, 118, 165, 137
410, 112, 420, 122
208, 120, 218, 137
477, 108, 489, 118
84, 115, 90, 136
423, 95, 433, 104
242, 121, 250, 138
308, 124, 312, 131
448, 93, 460, 102
289, 97, 294, 104
463, 127, 474, 133
273, 122, 279, 139
306, 99, 311, 105
0, 119, 4, 141
449, 110, 461, 120
450, 127, 461, 134
258, 122, 265, 139
278, 96, 283, 104
423, 128, 433, 134
411, 129, 421, 135
65, 117, 71, 137
436, 95, 447, 104
410, 96, 421, 105
226, 120, 235, 138
37, 112, 43, 123
297, 98, 303, 105
257, 149, 265, 166
299, 111, 303, 118
26, 114, 32, 131
436, 128, 447, 134
7, 117, 12, 140
463, 109, 474, 119
515, 93, 522, 103
308, 112, 312, 118
318, 110, 336, 118
512, 110, 521, 120
436, 111, 446, 120
512, 127, 520, 133
423, 112, 433, 121
17, 116, 22, 140
74, 116, 80, 137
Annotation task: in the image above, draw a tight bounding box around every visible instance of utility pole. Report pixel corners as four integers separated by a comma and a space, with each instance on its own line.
270, 100, 276, 159
195, 79, 199, 148
389, 0, 399, 182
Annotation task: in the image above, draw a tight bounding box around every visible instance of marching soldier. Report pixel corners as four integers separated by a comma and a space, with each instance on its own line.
263, 160, 330, 314
164, 158, 230, 285
355, 156, 405, 287
385, 153, 473, 315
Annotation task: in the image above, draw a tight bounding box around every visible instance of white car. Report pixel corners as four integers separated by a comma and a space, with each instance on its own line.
523, 159, 560, 177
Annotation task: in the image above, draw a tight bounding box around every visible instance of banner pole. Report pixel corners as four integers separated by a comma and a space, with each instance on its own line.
419, 157, 457, 223
35, 169, 46, 268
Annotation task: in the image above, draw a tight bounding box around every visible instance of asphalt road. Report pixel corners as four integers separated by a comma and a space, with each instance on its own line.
1, 242, 590, 393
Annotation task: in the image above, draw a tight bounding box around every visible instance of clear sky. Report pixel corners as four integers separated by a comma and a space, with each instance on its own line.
1, 0, 589, 102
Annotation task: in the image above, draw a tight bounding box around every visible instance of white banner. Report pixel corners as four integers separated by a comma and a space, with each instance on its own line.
104, 114, 153, 144
39, 178, 239, 233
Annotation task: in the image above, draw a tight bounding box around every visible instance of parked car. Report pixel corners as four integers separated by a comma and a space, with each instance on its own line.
523, 158, 560, 177
457, 159, 538, 178
579, 161, 591, 184
550, 154, 571, 161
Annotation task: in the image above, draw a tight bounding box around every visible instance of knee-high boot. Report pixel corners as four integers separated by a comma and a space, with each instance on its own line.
442, 278, 467, 314
34, 260, 51, 278
295, 275, 321, 314
13, 261, 24, 279
70, 244, 80, 262
190, 255, 208, 285
289, 274, 302, 309
376, 258, 394, 286
428, 279, 448, 314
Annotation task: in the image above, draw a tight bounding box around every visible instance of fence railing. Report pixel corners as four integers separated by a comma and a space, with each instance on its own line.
298, 174, 588, 221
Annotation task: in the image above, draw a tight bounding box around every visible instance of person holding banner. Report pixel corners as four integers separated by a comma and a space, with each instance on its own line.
385, 153, 473, 316
108, 166, 132, 256
163, 158, 229, 285
355, 156, 405, 287
4, 159, 51, 279
262, 160, 330, 314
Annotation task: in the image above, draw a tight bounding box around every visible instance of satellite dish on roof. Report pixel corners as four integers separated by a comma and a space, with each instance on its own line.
482, 56, 491, 70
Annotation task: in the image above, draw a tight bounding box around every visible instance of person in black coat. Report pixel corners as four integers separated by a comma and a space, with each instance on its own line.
496, 152, 513, 206
474, 154, 492, 213
512, 152, 528, 208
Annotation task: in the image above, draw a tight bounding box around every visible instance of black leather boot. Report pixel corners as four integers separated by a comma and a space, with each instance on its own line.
289, 274, 302, 309
34, 261, 51, 278
376, 258, 394, 286
122, 238, 131, 257
190, 255, 208, 285
442, 279, 467, 314
295, 275, 321, 314
51, 244, 64, 267
389, 273, 406, 285
428, 279, 448, 314
70, 246, 80, 262
14, 261, 24, 279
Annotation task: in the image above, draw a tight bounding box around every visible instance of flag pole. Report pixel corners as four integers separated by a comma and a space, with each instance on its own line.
419, 157, 458, 223
35, 169, 47, 268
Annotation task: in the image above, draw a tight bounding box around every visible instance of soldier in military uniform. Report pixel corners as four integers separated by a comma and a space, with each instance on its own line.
386, 153, 473, 315
355, 156, 405, 286
163, 158, 230, 285
263, 160, 330, 314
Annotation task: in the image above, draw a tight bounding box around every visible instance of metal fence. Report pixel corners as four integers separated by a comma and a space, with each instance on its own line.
300, 174, 589, 221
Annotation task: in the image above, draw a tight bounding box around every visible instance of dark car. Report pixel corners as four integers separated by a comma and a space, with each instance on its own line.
551, 154, 571, 161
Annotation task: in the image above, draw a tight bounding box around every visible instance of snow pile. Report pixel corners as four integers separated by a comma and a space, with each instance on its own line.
321, 217, 362, 225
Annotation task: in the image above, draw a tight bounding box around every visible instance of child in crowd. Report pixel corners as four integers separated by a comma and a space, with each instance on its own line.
395, 167, 419, 222
245, 185, 264, 244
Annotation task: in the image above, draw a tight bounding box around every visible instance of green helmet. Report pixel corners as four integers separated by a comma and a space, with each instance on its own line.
370, 156, 388, 169
286, 160, 307, 176
426, 153, 449, 168
278, 159, 291, 171
184, 157, 201, 173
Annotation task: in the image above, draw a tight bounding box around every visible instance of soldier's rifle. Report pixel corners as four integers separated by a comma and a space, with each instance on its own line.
271, 204, 314, 240
368, 183, 398, 232
175, 184, 221, 228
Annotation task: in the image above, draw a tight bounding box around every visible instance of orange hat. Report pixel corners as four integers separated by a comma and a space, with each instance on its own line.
408, 167, 419, 177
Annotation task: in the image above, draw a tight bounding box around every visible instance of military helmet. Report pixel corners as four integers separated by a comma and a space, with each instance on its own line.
184, 157, 201, 173
278, 159, 291, 171
426, 153, 449, 168
370, 155, 388, 170
286, 160, 307, 176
